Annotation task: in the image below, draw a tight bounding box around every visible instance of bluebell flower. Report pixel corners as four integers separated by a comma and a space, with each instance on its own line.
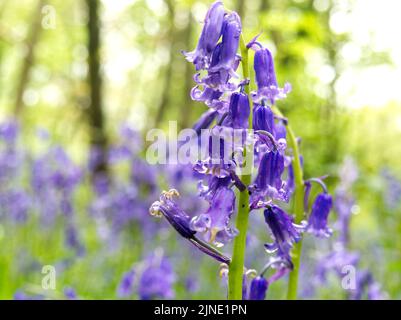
193, 132, 236, 178
208, 12, 242, 81
250, 151, 287, 208
251, 47, 291, 105
64, 287, 77, 300
65, 223, 85, 256
315, 248, 360, 284
248, 276, 268, 300
150, 189, 231, 263
192, 38, 240, 108
306, 193, 333, 238
264, 205, 304, 265
183, 1, 225, 70
138, 253, 176, 300
253, 103, 275, 133
0, 189, 31, 223
117, 269, 135, 298
192, 109, 218, 135
222, 92, 250, 129
190, 186, 237, 246
198, 175, 232, 201
349, 270, 387, 300
0, 120, 19, 145
150, 189, 196, 239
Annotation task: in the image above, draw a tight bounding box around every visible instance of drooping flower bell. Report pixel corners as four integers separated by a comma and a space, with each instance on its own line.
306, 193, 333, 238
117, 269, 135, 298
150, 189, 196, 239
255, 151, 284, 191
190, 186, 237, 246
223, 92, 250, 129
264, 205, 304, 265
252, 47, 291, 105
208, 12, 241, 80
246, 264, 290, 300
198, 175, 232, 201
248, 276, 268, 300
183, 1, 225, 70
150, 189, 231, 264
249, 151, 287, 208
193, 130, 236, 178
253, 103, 275, 134
192, 109, 218, 136
253, 103, 279, 156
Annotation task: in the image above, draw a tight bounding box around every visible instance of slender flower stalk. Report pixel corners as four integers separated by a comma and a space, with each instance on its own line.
228, 35, 252, 300
272, 106, 305, 300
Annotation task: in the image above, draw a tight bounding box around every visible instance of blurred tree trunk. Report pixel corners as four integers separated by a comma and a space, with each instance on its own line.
259, 0, 271, 11
321, 1, 341, 166
153, 0, 175, 128
13, 0, 44, 116
86, 0, 108, 178
235, 0, 245, 19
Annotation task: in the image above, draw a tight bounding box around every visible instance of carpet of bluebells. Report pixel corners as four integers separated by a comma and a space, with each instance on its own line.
0, 118, 397, 300
1, 1, 401, 301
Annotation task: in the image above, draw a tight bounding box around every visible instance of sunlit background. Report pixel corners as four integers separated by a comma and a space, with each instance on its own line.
0, 0, 400, 299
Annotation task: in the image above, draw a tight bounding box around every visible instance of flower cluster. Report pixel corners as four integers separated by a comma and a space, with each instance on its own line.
150, 1, 335, 300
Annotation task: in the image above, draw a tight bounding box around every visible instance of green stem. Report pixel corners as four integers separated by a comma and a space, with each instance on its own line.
272, 106, 305, 300
228, 35, 253, 300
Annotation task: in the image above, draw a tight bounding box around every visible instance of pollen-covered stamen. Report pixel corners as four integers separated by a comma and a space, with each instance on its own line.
245, 268, 257, 279
219, 263, 229, 278
149, 201, 162, 217
161, 189, 180, 200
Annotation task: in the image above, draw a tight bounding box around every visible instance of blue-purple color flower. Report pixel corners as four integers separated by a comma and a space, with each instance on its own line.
150, 189, 196, 239
222, 92, 250, 129
183, 1, 225, 70
252, 47, 291, 104
250, 151, 287, 207
138, 254, 176, 300
248, 276, 268, 300
306, 193, 333, 238
117, 269, 135, 298
264, 205, 304, 265
190, 186, 237, 245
